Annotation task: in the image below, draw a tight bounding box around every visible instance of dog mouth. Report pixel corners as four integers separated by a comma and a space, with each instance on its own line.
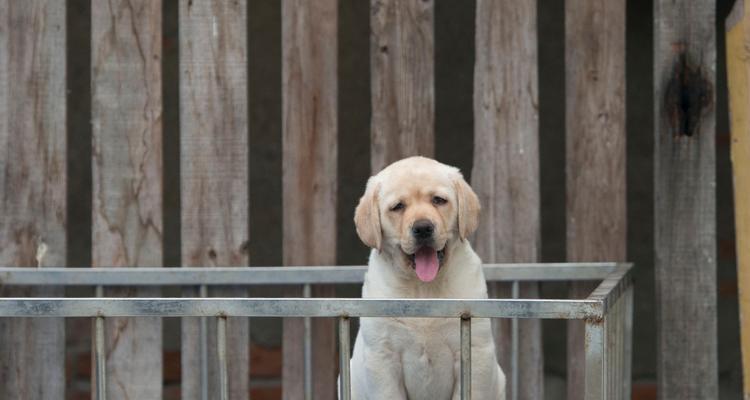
404, 246, 446, 283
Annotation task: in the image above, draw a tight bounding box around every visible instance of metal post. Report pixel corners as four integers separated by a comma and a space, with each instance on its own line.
606, 299, 617, 400
339, 316, 351, 400
303, 284, 313, 400
616, 297, 623, 400
584, 317, 607, 400
199, 285, 209, 400
461, 316, 472, 400
511, 280, 519, 400
623, 286, 633, 400
217, 316, 229, 400
95, 315, 107, 400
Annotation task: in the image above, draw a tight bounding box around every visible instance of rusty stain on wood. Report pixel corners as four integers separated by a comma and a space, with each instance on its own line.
0, 2, 67, 399
281, 0, 338, 398
91, 1, 164, 398
663, 44, 713, 138
179, 0, 249, 398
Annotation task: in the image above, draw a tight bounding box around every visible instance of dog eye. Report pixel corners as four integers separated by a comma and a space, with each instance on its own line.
432, 196, 447, 205
390, 202, 405, 212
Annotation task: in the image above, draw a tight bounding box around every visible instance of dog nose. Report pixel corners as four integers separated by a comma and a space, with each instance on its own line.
411, 220, 434, 240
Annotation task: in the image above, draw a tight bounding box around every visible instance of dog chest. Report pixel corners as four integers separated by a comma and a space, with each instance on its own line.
396, 318, 460, 399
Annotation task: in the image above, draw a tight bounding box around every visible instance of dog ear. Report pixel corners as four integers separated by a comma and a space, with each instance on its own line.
454, 175, 480, 240
354, 180, 382, 251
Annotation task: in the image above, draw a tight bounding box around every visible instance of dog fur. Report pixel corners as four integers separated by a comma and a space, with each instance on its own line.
346, 156, 505, 400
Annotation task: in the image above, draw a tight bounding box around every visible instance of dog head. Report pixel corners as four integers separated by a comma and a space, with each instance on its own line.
354, 157, 480, 282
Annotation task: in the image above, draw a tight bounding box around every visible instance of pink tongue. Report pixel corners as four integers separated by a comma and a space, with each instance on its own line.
414, 247, 439, 282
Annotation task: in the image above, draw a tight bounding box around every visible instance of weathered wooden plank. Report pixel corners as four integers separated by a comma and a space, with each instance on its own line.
91, 1, 163, 398
370, 0, 434, 172
471, 1, 542, 400
0, 2, 66, 399
727, 3, 750, 398
564, 1, 626, 399
654, 1, 718, 399
180, 1, 249, 398
281, 1, 338, 398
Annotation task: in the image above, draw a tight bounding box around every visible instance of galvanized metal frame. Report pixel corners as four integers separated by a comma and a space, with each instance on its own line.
0, 262, 632, 400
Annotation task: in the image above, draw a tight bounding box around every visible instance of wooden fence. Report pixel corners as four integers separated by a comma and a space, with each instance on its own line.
0, 1, 722, 400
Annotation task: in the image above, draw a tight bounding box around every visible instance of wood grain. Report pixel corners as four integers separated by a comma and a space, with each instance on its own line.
91, 1, 163, 398
726, 2, 750, 398
0, 2, 66, 399
281, 1, 338, 398
0, 0, 67, 400
564, 1, 626, 399
370, 0, 434, 172
180, 1, 249, 398
653, 1, 718, 399
471, 1, 542, 399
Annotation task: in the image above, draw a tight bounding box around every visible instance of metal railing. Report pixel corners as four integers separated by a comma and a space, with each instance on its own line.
0, 262, 633, 400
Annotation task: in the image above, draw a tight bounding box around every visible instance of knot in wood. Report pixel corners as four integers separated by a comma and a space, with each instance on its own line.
663, 47, 713, 138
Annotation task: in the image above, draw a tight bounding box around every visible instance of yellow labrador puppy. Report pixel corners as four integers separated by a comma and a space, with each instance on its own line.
348, 157, 505, 400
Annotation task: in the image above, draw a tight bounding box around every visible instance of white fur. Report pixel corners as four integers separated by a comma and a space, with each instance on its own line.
344, 158, 506, 400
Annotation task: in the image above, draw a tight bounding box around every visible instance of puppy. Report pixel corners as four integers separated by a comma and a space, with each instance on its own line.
347, 156, 505, 400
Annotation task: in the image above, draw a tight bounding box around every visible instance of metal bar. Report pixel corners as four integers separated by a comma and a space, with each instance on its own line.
339, 316, 351, 400
511, 280, 519, 400
217, 316, 228, 400
199, 285, 209, 400
607, 301, 617, 399
588, 264, 633, 312
303, 284, 312, 400
623, 286, 633, 400
95, 316, 107, 400
584, 317, 607, 400
615, 296, 625, 400
0, 297, 603, 319
461, 316, 472, 400
0, 263, 622, 286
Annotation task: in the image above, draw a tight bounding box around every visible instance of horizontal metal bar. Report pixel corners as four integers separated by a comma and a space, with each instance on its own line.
0, 263, 620, 286
587, 264, 633, 315
0, 297, 603, 319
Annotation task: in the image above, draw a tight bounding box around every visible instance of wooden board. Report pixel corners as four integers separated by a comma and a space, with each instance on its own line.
179, 1, 249, 398
471, 1, 542, 399
727, 2, 750, 398
281, 1, 338, 398
654, 1, 718, 398
0, 2, 66, 399
370, 0, 434, 172
91, 1, 163, 398
564, 1, 627, 399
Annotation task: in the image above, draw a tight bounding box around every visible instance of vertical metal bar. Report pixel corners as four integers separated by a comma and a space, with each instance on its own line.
623, 286, 633, 400
95, 315, 107, 400
217, 316, 229, 400
199, 285, 209, 400
584, 317, 607, 400
339, 316, 352, 400
607, 304, 614, 400
615, 297, 625, 400
608, 300, 618, 400
461, 316, 472, 400
303, 284, 313, 400
94, 285, 106, 400
511, 280, 519, 400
